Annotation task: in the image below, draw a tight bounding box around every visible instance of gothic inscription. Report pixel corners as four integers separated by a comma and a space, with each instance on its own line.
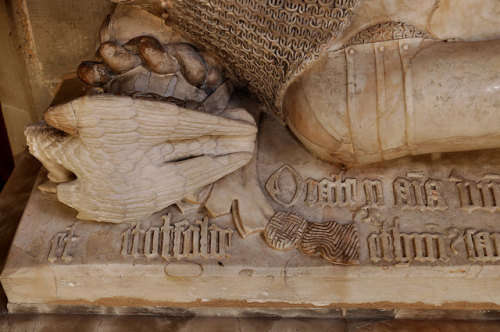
367, 219, 449, 264
450, 174, 500, 213
464, 229, 500, 262
264, 166, 500, 266
266, 165, 500, 214
121, 214, 233, 261
265, 165, 366, 208
367, 220, 500, 265
48, 223, 78, 263
393, 172, 446, 211
305, 177, 357, 207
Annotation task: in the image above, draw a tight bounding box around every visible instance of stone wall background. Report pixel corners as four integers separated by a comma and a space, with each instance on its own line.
0, 0, 114, 159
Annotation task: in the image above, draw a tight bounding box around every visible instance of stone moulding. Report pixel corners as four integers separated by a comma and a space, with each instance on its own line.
4, 174, 500, 312
7, 0, 500, 316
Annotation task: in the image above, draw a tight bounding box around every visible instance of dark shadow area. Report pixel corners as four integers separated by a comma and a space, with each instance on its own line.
0, 104, 15, 192
0, 151, 40, 313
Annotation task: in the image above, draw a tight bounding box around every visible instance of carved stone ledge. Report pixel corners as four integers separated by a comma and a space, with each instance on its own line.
5, 112, 500, 313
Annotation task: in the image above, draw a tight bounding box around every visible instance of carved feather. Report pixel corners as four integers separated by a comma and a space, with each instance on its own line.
26, 95, 257, 223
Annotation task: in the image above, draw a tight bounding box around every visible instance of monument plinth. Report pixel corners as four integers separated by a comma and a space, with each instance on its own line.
3, 0, 500, 317
4, 112, 500, 315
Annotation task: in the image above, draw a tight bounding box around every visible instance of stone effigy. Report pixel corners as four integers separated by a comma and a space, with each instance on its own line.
3, 0, 500, 315
163, 0, 500, 164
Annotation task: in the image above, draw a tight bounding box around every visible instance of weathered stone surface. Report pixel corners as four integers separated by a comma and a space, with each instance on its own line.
5, 110, 500, 312
6, 0, 500, 320
285, 38, 500, 164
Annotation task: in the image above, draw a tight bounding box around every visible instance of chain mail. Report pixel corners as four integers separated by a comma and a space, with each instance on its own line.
345, 21, 430, 47
164, 0, 359, 120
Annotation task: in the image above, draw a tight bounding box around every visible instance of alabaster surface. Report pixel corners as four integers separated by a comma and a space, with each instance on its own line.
26, 96, 256, 223
5, 0, 500, 315
24, 18, 260, 223
139, 0, 500, 164
24, 0, 500, 221
7, 107, 500, 311
286, 38, 500, 164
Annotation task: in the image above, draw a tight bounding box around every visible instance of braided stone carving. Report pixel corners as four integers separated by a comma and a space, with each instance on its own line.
344, 21, 430, 47
264, 211, 360, 265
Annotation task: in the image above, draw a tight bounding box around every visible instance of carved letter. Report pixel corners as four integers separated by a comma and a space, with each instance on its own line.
172, 220, 189, 259
394, 178, 414, 207
144, 226, 160, 259
197, 217, 209, 258
265, 165, 304, 207
367, 233, 382, 263
161, 214, 173, 260
450, 174, 500, 213
363, 179, 384, 206
48, 223, 78, 263
424, 179, 446, 209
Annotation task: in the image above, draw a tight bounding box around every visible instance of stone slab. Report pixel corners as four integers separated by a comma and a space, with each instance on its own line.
4, 113, 500, 313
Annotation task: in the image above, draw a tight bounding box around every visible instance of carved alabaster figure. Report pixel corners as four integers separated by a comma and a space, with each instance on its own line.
25, 0, 500, 225
25, 35, 259, 223
25, 28, 268, 225
156, 0, 500, 164
27, 96, 257, 223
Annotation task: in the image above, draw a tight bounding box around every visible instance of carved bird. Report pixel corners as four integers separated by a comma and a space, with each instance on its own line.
26, 95, 257, 223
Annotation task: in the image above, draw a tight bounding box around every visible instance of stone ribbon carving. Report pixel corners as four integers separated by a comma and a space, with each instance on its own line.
26, 95, 257, 223
264, 211, 359, 265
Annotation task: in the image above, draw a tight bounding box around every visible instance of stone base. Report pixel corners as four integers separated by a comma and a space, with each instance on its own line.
4, 114, 500, 315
